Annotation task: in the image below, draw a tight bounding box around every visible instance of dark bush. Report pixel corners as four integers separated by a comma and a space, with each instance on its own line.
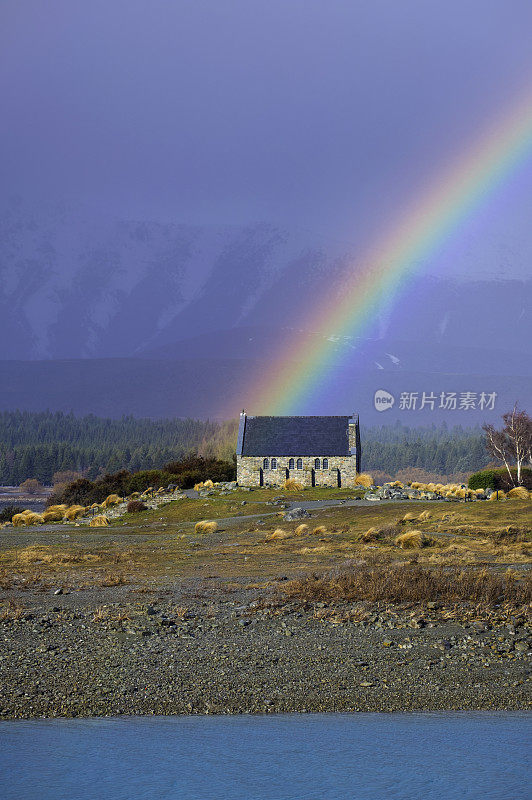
127, 500, 148, 513
164, 455, 235, 484
468, 467, 532, 491
46, 454, 236, 506
125, 470, 177, 494
0, 505, 24, 523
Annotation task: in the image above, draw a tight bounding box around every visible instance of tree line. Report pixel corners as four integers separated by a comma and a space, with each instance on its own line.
0, 410, 496, 486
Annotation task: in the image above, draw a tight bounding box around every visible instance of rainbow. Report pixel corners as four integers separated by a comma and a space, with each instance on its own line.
240, 89, 532, 415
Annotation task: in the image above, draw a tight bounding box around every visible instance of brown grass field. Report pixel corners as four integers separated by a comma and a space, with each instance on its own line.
0, 489, 530, 598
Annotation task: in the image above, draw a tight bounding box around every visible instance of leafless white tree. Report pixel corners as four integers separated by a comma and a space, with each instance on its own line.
483, 405, 532, 486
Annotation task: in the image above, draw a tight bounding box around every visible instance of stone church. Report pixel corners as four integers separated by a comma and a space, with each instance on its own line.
236, 412, 361, 488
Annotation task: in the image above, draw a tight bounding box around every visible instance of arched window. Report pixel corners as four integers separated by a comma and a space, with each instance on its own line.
263, 458, 269, 469
296, 458, 303, 470
271, 458, 277, 469
322, 458, 329, 470
288, 458, 295, 469
314, 458, 321, 470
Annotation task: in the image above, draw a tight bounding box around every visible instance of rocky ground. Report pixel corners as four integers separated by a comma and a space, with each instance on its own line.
0, 581, 530, 718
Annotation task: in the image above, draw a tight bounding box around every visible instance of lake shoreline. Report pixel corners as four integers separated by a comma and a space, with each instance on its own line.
1, 584, 530, 719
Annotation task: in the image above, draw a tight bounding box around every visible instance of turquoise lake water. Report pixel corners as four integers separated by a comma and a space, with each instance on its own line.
1, 712, 530, 800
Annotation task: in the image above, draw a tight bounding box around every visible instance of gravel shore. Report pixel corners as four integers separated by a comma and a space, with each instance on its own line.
1, 583, 530, 718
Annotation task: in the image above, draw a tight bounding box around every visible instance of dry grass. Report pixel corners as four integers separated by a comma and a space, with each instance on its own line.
488, 491, 506, 501
12, 511, 44, 526
312, 525, 327, 536
194, 520, 218, 535
507, 487, 530, 500
101, 494, 122, 508
0, 599, 25, 620
280, 564, 532, 607
89, 515, 109, 527
402, 512, 418, 523
284, 478, 304, 491
394, 530, 437, 549
266, 528, 291, 541
64, 505, 86, 521
354, 473, 374, 488
294, 524, 309, 536
42, 509, 64, 523
99, 571, 128, 587
418, 510, 432, 522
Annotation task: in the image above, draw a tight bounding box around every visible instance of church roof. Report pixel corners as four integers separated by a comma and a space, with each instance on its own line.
238, 415, 355, 457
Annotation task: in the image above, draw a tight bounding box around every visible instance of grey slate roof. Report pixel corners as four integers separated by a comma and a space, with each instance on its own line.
240, 415, 352, 457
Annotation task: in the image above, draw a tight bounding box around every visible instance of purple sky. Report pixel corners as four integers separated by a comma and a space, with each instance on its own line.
1, 0, 531, 277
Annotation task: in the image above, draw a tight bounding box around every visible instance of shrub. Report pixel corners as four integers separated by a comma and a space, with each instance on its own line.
194, 520, 218, 534
127, 500, 148, 513
0, 505, 23, 524
354, 473, 374, 488
19, 478, 43, 495
468, 467, 532, 491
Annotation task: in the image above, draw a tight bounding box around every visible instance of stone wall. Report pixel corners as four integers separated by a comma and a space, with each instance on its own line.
237, 455, 358, 488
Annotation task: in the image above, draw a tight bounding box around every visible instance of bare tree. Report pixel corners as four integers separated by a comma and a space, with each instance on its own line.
483, 405, 532, 486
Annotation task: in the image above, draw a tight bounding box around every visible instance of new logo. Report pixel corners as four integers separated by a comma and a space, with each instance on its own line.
374, 389, 395, 411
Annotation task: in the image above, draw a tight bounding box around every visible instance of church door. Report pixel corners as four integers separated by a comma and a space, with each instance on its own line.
311, 468, 316, 487
337, 468, 342, 488
285, 467, 290, 480
259, 468, 264, 487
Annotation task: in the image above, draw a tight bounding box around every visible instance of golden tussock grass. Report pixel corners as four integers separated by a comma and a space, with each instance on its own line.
64, 505, 86, 521
266, 528, 291, 541
354, 473, 374, 488
46, 504, 68, 513
402, 512, 418, 523
42, 509, 64, 523
418, 510, 432, 522
283, 478, 304, 491
294, 524, 309, 536
394, 530, 437, 549
360, 527, 379, 542
507, 486, 530, 500
488, 491, 506, 500
194, 520, 218, 535
312, 525, 327, 536
203, 480, 214, 489
101, 494, 122, 508
89, 515, 109, 527
280, 564, 532, 606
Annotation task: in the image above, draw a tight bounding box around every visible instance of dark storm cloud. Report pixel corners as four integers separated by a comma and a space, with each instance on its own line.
1, 0, 531, 269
